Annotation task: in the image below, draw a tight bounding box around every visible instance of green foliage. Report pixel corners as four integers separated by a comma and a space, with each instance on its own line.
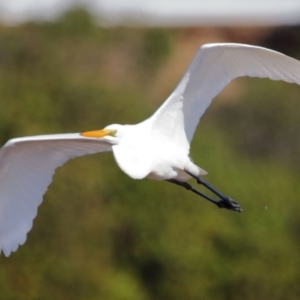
139, 29, 172, 73
1, 8, 300, 300
213, 78, 300, 170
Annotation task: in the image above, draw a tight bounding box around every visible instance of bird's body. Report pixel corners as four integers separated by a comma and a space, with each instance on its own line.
1, 43, 300, 256
110, 122, 202, 181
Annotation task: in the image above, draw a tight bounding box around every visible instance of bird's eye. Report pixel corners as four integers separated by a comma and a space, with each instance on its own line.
112, 129, 117, 137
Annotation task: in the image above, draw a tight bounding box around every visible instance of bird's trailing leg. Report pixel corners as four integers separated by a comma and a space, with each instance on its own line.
167, 179, 224, 206
183, 170, 242, 212
168, 178, 242, 212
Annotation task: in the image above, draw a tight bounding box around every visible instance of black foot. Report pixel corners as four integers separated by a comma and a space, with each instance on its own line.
217, 197, 243, 212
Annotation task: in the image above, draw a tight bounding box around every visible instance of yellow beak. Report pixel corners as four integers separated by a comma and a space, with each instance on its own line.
80, 129, 112, 138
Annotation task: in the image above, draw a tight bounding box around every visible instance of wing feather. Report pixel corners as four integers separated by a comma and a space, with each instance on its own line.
151, 43, 300, 145
0, 133, 111, 256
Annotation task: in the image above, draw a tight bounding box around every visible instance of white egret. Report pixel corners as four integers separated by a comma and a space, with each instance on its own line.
1, 43, 300, 256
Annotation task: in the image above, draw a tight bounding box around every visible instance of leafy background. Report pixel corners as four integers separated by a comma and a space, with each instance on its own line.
1, 8, 300, 300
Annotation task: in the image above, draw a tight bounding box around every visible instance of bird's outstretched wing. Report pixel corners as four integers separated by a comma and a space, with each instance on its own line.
151, 43, 300, 145
0, 133, 111, 256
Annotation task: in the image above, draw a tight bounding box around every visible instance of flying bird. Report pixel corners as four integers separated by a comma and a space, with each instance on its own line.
1, 43, 300, 256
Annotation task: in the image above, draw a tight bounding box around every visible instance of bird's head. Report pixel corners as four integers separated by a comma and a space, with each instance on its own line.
80, 124, 124, 144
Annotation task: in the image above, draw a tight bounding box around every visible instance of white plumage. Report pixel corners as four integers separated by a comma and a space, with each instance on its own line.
1, 43, 300, 256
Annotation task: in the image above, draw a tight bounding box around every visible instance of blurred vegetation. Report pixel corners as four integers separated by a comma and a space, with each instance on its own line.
1, 8, 300, 300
